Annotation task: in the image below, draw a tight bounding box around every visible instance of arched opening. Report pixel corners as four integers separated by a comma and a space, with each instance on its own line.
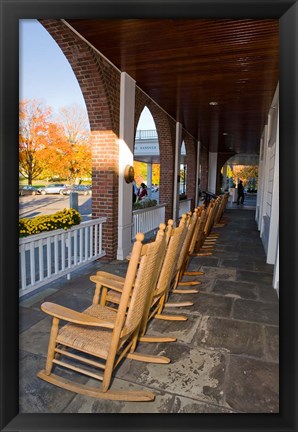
134, 106, 160, 204
21, 19, 121, 258
19, 19, 92, 190
222, 154, 259, 205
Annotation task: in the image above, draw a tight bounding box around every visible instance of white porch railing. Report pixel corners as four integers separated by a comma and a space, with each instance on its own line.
132, 204, 166, 240
178, 198, 192, 217
19, 217, 107, 297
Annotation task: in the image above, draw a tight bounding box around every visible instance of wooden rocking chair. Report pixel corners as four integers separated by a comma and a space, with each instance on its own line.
211, 193, 229, 227
170, 208, 205, 295
90, 215, 191, 342
192, 198, 221, 255
37, 227, 169, 402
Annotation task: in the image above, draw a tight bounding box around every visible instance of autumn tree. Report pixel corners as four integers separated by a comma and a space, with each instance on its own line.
152, 164, 160, 185
38, 122, 71, 180
232, 165, 259, 188
133, 161, 147, 185
19, 99, 52, 184
54, 104, 92, 183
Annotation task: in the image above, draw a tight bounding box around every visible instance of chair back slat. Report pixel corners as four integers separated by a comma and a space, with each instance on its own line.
122, 228, 167, 338
154, 215, 188, 298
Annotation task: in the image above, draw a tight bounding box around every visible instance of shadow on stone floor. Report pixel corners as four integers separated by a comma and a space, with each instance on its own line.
19, 209, 279, 414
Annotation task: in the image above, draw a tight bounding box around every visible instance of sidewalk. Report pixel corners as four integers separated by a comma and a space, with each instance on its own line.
19, 208, 279, 413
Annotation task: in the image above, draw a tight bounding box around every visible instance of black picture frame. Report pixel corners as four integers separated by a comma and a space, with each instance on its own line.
1, 1, 297, 431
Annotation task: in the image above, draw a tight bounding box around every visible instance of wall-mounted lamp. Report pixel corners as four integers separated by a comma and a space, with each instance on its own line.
124, 165, 135, 184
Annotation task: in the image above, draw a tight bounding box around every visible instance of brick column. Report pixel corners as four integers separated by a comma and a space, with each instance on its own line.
91, 131, 119, 258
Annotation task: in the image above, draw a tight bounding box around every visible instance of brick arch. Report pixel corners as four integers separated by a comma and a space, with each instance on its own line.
135, 90, 176, 222
182, 132, 197, 209
39, 20, 117, 132
39, 19, 121, 258
216, 152, 236, 194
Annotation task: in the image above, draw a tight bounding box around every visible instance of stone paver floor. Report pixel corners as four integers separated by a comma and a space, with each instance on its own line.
19, 208, 279, 413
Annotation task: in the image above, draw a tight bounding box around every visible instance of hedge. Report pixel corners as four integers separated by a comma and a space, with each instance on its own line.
133, 198, 157, 211
19, 208, 81, 238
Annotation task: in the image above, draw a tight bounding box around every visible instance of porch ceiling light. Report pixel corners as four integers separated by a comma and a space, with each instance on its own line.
209, 101, 218, 106
223, 132, 228, 136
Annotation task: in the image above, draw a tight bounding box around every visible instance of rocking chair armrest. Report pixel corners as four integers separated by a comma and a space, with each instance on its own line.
90, 276, 125, 292
40, 302, 115, 328
94, 271, 125, 283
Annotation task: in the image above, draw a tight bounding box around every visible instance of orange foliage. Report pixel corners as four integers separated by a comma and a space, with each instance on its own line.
133, 161, 160, 187
19, 99, 92, 184
19, 99, 52, 184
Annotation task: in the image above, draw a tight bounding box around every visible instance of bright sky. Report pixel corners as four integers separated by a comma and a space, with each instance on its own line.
19, 19, 155, 130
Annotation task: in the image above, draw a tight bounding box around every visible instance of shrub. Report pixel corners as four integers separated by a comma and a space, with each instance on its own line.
19, 208, 81, 238
133, 198, 157, 210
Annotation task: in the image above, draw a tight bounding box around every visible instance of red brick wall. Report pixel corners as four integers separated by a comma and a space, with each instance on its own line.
135, 89, 176, 223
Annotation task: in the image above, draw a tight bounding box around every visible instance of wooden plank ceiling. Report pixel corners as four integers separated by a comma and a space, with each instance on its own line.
66, 19, 279, 155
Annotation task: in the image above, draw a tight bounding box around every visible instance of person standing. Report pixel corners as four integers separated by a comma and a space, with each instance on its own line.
237, 180, 245, 205
137, 182, 148, 201
132, 180, 138, 204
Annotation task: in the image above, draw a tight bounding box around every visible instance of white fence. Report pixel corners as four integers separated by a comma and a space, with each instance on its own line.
132, 204, 166, 240
178, 198, 192, 217
19, 218, 107, 297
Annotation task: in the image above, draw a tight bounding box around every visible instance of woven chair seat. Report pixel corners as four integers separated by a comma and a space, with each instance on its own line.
57, 304, 117, 359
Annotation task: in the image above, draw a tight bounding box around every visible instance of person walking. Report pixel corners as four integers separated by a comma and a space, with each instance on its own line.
237, 180, 245, 205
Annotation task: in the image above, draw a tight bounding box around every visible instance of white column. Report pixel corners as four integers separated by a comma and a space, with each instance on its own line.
267, 106, 279, 264
173, 122, 182, 222
208, 152, 218, 194
273, 241, 279, 293
195, 141, 201, 207
255, 136, 263, 225
259, 124, 269, 234
117, 72, 135, 260
147, 163, 152, 199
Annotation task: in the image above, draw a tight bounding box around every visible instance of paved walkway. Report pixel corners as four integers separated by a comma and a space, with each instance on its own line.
19, 207, 279, 413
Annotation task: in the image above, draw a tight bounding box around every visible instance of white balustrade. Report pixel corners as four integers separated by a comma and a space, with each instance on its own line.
19, 218, 106, 297
132, 204, 166, 240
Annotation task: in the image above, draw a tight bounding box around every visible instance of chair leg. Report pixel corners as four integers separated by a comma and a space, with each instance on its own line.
45, 317, 59, 375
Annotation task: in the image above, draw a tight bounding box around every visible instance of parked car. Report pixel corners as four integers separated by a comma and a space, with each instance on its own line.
19, 185, 38, 196
38, 183, 68, 195
62, 185, 92, 196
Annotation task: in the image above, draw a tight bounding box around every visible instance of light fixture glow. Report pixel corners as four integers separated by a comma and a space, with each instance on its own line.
209, 101, 218, 106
